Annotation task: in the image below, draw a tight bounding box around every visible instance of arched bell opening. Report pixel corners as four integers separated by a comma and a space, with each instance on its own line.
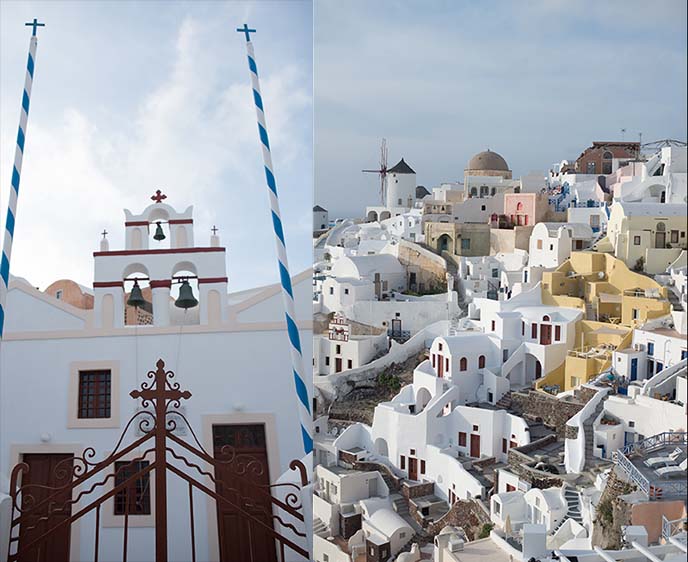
123, 265, 152, 326
170, 268, 200, 326
147, 207, 172, 249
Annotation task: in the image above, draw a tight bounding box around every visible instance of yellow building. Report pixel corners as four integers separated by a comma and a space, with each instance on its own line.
599, 202, 687, 274
537, 252, 671, 391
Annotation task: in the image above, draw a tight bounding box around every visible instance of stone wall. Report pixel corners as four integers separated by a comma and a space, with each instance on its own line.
340, 512, 362, 539
396, 240, 447, 293
402, 481, 434, 499
427, 500, 491, 541
510, 391, 586, 437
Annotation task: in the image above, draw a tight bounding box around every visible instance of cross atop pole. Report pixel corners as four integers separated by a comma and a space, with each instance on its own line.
211, 225, 218, 235
236, 23, 256, 42
25, 18, 45, 37
101, 229, 108, 239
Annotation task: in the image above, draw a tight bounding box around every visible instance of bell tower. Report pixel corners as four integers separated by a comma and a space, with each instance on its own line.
93, 192, 228, 329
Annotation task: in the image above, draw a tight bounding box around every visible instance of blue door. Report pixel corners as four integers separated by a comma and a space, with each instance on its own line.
656, 362, 664, 374
630, 358, 638, 381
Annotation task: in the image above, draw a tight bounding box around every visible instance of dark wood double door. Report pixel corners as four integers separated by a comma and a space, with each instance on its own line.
213, 423, 277, 562
17, 453, 73, 562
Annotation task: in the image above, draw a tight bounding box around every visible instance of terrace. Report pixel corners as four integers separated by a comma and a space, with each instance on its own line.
612, 432, 688, 500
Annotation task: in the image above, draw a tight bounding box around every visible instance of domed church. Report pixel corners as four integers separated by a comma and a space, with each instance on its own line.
464, 149, 513, 182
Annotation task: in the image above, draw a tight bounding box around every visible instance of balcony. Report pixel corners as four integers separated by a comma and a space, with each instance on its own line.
612, 432, 687, 500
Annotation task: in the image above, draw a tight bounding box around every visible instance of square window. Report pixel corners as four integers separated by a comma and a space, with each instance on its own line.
531, 324, 537, 339
647, 342, 654, 356
344, 288, 349, 295
78, 370, 111, 419
410, 448, 416, 455
347, 359, 352, 369
421, 460, 426, 474
329, 287, 334, 295
336, 345, 341, 354
114, 460, 151, 516
536, 240, 543, 250
555, 325, 561, 341
634, 236, 641, 245
481, 205, 486, 211
325, 356, 330, 366
56, 289, 63, 300
461, 238, 471, 250
671, 231, 679, 243
458, 432, 467, 446
473, 425, 479, 431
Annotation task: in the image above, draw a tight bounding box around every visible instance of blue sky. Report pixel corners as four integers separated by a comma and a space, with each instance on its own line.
1, 1, 312, 291
315, 0, 688, 218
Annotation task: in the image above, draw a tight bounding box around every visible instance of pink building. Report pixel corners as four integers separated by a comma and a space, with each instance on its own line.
500, 193, 548, 227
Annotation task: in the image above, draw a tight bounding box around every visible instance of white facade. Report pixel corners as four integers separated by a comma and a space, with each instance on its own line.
314, 206, 329, 231
0, 200, 313, 562
314, 332, 388, 376
528, 223, 594, 269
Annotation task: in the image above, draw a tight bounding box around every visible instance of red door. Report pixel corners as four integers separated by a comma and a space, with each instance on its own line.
18, 453, 73, 562
437, 354, 444, 378
335, 357, 342, 372
213, 424, 277, 562
470, 434, 481, 458
540, 324, 552, 345
408, 457, 418, 481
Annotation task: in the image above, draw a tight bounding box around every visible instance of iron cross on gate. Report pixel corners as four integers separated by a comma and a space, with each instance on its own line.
236, 23, 256, 42
130, 359, 191, 407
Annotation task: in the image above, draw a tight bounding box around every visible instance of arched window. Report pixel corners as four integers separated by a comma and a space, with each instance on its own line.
656, 222, 666, 231
478, 355, 486, 369
470, 187, 478, 197
516, 202, 524, 211
602, 151, 613, 159
460, 357, 467, 371
542, 315, 550, 322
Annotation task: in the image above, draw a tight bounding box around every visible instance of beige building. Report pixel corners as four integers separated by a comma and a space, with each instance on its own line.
602, 202, 687, 274
424, 222, 491, 258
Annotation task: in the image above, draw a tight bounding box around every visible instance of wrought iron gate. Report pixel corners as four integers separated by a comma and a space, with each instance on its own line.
6, 359, 309, 562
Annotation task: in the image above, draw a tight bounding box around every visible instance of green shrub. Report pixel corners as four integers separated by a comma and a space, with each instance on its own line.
478, 523, 494, 539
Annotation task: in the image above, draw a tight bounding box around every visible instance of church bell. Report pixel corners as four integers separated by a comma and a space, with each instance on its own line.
175, 280, 199, 309
153, 221, 166, 241
127, 280, 146, 309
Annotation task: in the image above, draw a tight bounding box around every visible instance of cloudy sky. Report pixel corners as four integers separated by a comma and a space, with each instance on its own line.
0, 0, 312, 291
315, 0, 688, 218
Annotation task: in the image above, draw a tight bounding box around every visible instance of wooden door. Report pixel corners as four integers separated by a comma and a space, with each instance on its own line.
18, 453, 73, 562
335, 357, 342, 372
540, 324, 552, 345
470, 434, 480, 458
213, 424, 277, 562
408, 457, 418, 481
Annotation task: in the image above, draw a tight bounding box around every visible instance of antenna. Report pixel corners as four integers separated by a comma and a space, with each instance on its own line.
362, 138, 389, 205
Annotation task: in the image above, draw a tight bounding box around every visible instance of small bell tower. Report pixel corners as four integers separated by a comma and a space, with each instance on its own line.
93, 192, 228, 329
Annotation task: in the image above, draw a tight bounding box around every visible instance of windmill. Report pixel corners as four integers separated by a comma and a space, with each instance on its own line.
363, 138, 389, 205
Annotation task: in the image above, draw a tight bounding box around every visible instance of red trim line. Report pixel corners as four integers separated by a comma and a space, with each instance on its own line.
93, 281, 124, 288
94, 247, 225, 257
124, 221, 150, 227
168, 219, 193, 225
150, 280, 172, 289
198, 277, 228, 284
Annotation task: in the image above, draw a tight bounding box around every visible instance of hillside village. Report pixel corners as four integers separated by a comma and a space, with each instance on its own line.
311, 141, 687, 562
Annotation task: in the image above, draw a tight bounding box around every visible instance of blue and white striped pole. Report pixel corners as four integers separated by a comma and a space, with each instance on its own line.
0, 19, 45, 339
237, 24, 312, 455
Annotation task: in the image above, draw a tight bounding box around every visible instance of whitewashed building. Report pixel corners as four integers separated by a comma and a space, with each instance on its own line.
0, 196, 312, 562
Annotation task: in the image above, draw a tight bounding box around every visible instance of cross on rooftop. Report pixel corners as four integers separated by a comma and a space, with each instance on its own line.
211, 225, 218, 235
151, 190, 167, 204
101, 229, 108, 239
236, 23, 256, 42
25, 18, 45, 37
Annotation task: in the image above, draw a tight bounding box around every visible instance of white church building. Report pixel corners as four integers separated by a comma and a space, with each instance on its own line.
0, 195, 312, 562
